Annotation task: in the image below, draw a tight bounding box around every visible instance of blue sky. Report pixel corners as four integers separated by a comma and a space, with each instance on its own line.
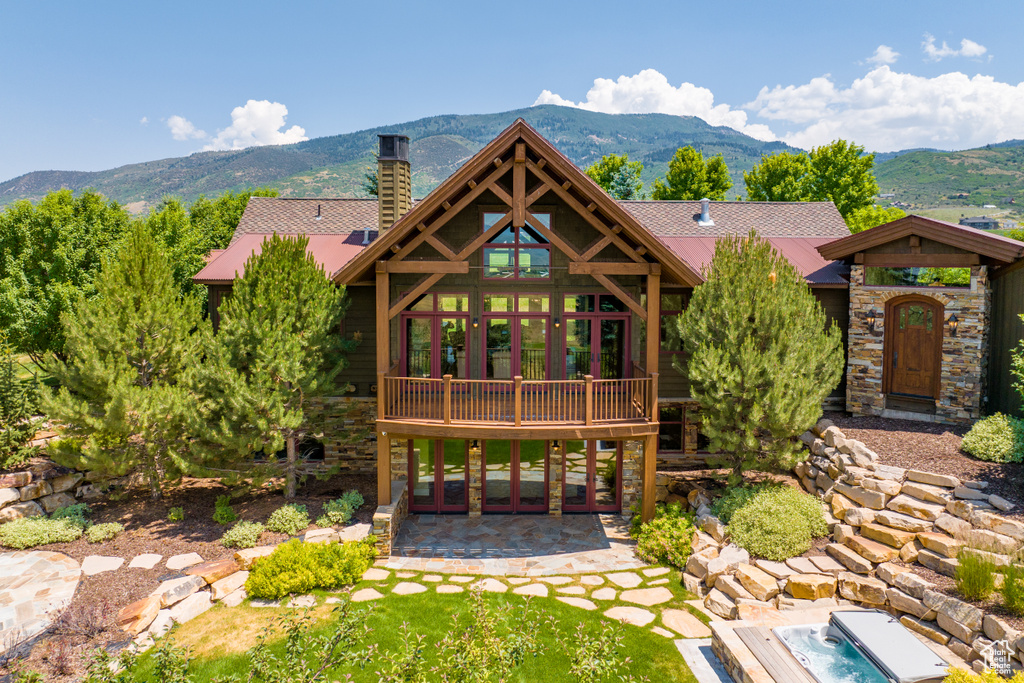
2, 0, 1023, 182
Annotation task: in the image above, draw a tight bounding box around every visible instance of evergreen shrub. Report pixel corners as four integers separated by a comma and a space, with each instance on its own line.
712, 483, 775, 524
266, 504, 310, 535
727, 485, 827, 560
86, 522, 124, 543
0, 518, 83, 548
213, 494, 238, 525
961, 413, 1024, 463
633, 501, 695, 568
245, 538, 376, 599
51, 504, 91, 529
221, 521, 265, 549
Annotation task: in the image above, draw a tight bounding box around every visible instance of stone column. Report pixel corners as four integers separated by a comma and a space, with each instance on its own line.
548, 440, 563, 516
390, 439, 408, 481
621, 439, 643, 518
468, 441, 482, 516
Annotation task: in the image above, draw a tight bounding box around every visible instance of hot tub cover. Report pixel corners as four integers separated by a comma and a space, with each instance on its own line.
829, 610, 949, 683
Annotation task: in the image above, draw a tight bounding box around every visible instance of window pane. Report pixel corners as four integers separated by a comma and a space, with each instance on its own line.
410, 440, 436, 507
908, 305, 926, 327
599, 295, 627, 312
483, 247, 515, 278
564, 295, 595, 313
405, 318, 432, 377
520, 318, 547, 379
409, 294, 433, 312
865, 267, 970, 288
491, 226, 516, 244
565, 319, 592, 380
483, 441, 512, 508
486, 318, 512, 379
563, 440, 588, 507
438, 294, 468, 312
658, 423, 683, 452
532, 213, 551, 228
661, 294, 683, 311
518, 248, 550, 279
659, 405, 683, 422
519, 441, 547, 507
518, 295, 550, 312
483, 295, 513, 312
439, 318, 467, 378
441, 440, 467, 508
520, 225, 547, 244
483, 213, 505, 230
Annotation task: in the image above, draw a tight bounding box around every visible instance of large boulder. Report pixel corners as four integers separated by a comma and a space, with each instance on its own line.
704, 544, 748, 587
703, 588, 736, 620
735, 563, 780, 602
873, 510, 933, 533
826, 543, 873, 574
19, 481, 51, 502
845, 534, 898, 563
39, 492, 75, 514
838, 572, 888, 605
886, 588, 935, 620
715, 574, 756, 602
934, 514, 972, 539
892, 571, 936, 599
916, 549, 959, 577
860, 522, 916, 549
906, 470, 960, 489
151, 576, 205, 608
117, 596, 161, 636
186, 558, 241, 585
786, 574, 836, 600
843, 508, 875, 527
887, 495, 945, 521
901, 482, 953, 505
169, 592, 213, 625
0, 500, 44, 522
835, 482, 887, 510
211, 571, 249, 601
685, 546, 718, 580
963, 528, 1019, 555
916, 532, 962, 559
234, 545, 277, 570
923, 590, 983, 643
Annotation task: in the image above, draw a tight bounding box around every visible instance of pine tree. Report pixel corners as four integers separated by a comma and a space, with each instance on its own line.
194, 234, 348, 498
45, 224, 206, 499
0, 332, 37, 468
676, 231, 844, 484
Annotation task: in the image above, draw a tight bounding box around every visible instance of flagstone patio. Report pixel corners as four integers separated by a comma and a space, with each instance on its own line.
387, 513, 645, 575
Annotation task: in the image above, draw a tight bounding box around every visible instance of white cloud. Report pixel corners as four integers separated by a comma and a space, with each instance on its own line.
167, 115, 206, 141
139, 116, 149, 125
534, 69, 777, 141
922, 34, 988, 61
746, 66, 1024, 151
866, 45, 899, 66
202, 100, 308, 151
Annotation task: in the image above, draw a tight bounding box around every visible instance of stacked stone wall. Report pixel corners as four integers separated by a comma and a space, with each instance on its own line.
0, 465, 94, 522
306, 397, 378, 474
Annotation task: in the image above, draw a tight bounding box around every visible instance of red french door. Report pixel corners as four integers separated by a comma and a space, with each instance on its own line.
481, 440, 549, 513
562, 440, 622, 512
408, 439, 469, 513
563, 294, 630, 380
483, 315, 550, 380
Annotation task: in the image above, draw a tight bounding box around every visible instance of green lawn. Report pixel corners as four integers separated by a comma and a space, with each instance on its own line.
132, 575, 699, 682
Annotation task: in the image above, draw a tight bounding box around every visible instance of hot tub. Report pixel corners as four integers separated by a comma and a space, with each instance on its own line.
772, 610, 949, 683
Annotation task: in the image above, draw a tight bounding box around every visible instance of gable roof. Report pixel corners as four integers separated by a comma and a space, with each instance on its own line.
817, 214, 1024, 264
660, 236, 849, 286
330, 118, 703, 286
194, 233, 374, 285
231, 198, 379, 244
619, 200, 849, 238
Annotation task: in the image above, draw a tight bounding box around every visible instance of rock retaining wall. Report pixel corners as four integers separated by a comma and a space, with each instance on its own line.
0, 465, 93, 522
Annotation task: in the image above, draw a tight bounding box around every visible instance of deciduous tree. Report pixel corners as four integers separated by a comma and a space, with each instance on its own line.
45, 224, 206, 499
585, 153, 644, 199
743, 152, 810, 202
651, 147, 731, 200
676, 231, 844, 484
845, 205, 906, 233
194, 235, 350, 498
805, 140, 879, 219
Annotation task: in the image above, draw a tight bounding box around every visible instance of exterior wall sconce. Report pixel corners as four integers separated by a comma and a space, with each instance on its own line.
866, 308, 878, 334
554, 318, 561, 328
472, 317, 479, 328
947, 313, 959, 337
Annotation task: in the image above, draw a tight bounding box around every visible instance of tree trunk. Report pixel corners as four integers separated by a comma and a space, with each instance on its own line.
146, 449, 162, 500
285, 436, 297, 499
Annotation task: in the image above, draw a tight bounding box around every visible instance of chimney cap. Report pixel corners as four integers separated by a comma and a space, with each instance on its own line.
378, 134, 409, 162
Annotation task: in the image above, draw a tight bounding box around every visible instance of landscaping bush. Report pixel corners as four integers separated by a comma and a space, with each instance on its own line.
167, 507, 184, 522
341, 489, 364, 510
942, 667, 1024, 683
316, 498, 354, 528
213, 495, 238, 525
221, 521, 265, 549
712, 483, 775, 524
85, 522, 124, 543
633, 501, 695, 568
961, 413, 1024, 463
726, 485, 827, 561
0, 518, 83, 549
51, 503, 91, 529
955, 548, 997, 601
245, 538, 376, 600
1002, 563, 1024, 616
266, 504, 310, 535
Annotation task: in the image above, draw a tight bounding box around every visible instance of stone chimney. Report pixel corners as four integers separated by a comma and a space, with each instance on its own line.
377, 134, 411, 231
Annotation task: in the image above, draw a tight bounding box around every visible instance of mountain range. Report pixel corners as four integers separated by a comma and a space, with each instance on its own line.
2, 105, 1023, 213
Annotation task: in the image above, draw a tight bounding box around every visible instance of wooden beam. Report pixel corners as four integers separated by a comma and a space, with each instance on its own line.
860, 253, 980, 268
580, 236, 613, 261
490, 183, 514, 208
590, 272, 647, 321
425, 234, 457, 261
525, 184, 549, 207
454, 211, 513, 261
568, 262, 654, 275
525, 159, 645, 263
513, 142, 526, 228
536, 158, 546, 170
388, 272, 446, 319
390, 163, 510, 262
385, 261, 468, 274
375, 263, 390, 371
525, 211, 581, 261
642, 433, 657, 523
646, 270, 660, 376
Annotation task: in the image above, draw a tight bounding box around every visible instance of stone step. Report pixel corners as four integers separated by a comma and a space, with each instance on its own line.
826, 542, 874, 574
886, 494, 946, 521
845, 534, 899, 563
872, 509, 934, 533
860, 522, 917, 549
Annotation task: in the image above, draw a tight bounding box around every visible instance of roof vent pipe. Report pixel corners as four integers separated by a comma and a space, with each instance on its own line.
698, 198, 714, 227
362, 228, 371, 245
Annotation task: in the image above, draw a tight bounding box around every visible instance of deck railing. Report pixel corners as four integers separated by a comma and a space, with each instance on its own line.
378, 372, 657, 427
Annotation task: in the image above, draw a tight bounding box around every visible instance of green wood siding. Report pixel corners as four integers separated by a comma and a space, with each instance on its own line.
342, 285, 377, 396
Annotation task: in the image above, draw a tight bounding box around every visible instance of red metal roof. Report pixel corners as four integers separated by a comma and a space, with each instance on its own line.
658, 236, 849, 285
193, 233, 373, 284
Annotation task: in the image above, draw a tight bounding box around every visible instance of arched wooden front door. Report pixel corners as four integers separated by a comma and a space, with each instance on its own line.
884, 296, 943, 400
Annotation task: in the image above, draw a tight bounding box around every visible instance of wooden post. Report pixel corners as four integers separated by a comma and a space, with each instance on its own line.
646, 267, 660, 378
642, 433, 657, 523
513, 142, 526, 227
514, 375, 522, 427
584, 375, 594, 426
375, 262, 392, 507
377, 434, 391, 506
443, 374, 452, 425
649, 372, 659, 421
375, 262, 390, 371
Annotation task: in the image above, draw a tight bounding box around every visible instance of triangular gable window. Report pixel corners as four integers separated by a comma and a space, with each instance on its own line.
482, 212, 551, 280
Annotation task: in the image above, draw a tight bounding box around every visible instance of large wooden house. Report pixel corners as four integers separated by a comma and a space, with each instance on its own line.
194, 120, 1024, 545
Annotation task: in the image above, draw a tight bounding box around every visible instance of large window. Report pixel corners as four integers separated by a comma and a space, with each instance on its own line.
659, 292, 690, 353
865, 267, 970, 288
401, 293, 469, 378
482, 212, 551, 280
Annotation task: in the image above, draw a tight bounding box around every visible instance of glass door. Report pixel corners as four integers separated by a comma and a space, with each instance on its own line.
409, 439, 469, 513
483, 315, 549, 380
563, 316, 628, 379
482, 440, 548, 513
562, 440, 621, 512
405, 317, 432, 377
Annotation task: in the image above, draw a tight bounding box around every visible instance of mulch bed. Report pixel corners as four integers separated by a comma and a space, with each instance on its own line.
824, 411, 1024, 520
4, 472, 376, 682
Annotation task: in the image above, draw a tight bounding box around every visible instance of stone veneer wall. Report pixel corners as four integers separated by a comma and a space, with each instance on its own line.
306, 397, 378, 473
548, 443, 563, 516
621, 440, 642, 517
846, 265, 990, 423
371, 480, 408, 555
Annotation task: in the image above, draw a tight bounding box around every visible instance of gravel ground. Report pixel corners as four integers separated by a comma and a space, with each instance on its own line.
825, 411, 1024, 520
5, 472, 376, 682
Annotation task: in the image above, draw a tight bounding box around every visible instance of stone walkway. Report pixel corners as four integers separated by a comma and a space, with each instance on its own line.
388, 514, 645, 575
0, 551, 80, 653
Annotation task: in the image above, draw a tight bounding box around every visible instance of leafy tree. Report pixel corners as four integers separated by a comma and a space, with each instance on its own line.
585, 153, 644, 199
45, 224, 206, 499
1012, 314, 1024, 412
0, 332, 38, 469
845, 205, 906, 233
194, 235, 349, 498
805, 140, 879, 219
743, 152, 811, 202
676, 231, 844, 484
188, 187, 279, 252
362, 155, 379, 198
651, 147, 731, 200
0, 190, 131, 366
